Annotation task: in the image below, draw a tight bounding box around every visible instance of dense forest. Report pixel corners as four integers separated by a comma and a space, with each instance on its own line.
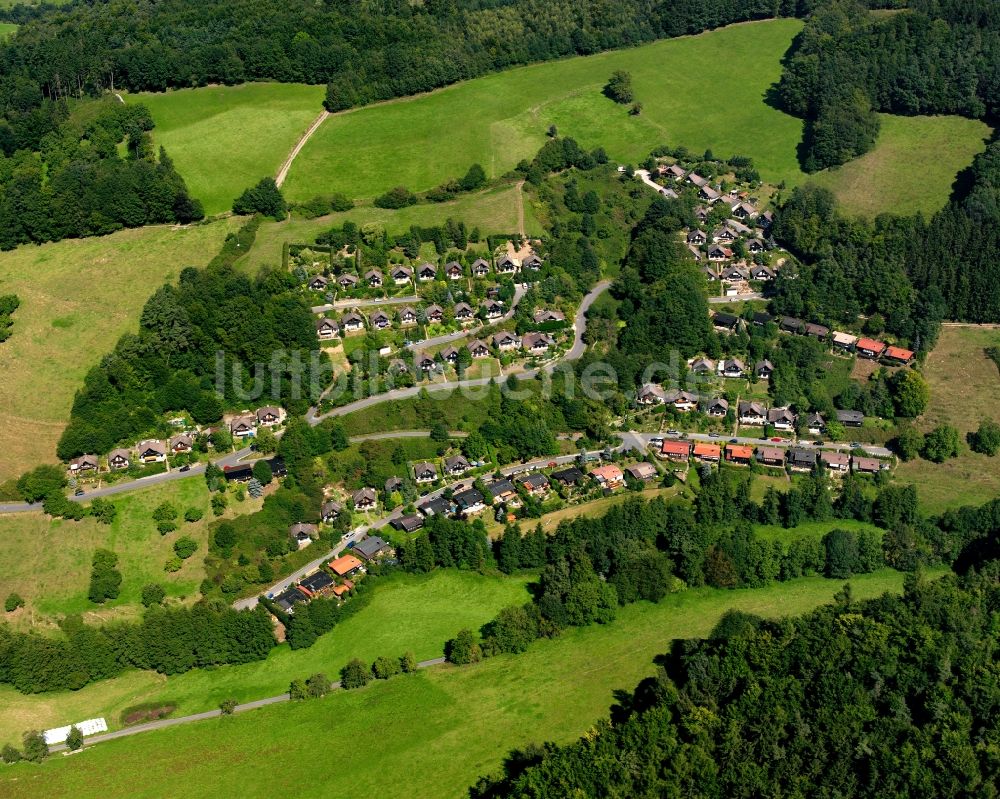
777, 0, 1000, 170
57, 225, 329, 459
470, 564, 1000, 797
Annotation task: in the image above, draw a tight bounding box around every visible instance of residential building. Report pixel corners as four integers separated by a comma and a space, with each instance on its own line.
321, 500, 343, 522
337, 273, 359, 289
856, 338, 887, 359
108, 448, 131, 470
485, 479, 517, 503
788, 449, 817, 472
454, 302, 474, 322
836, 409, 864, 428
660, 440, 692, 462
454, 488, 486, 515
590, 463, 625, 488
424, 304, 444, 324
831, 331, 857, 352
256, 406, 282, 426
70, 454, 99, 472
853, 456, 883, 475
522, 332, 555, 353
738, 401, 767, 426
371, 309, 391, 329
308, 275, 329, 291
229, 415, 256, 438
703, 397, 729, 417
821, 451, 850, 471
341, 311, 366, 333
137, 439, 168, 462
418, 263, 437, 281
365, 269, 383, 287
755, 359, 774, 379
472, 258, 491, 278
398, 306, 418, 326
329, 554, 364, 577
551, 466, 584, 486
444, 455, 471, 475
725, 444, 754, 466
316, 317, 339, 340
169, 433, 194, 454
767, 407, 796, 431
720, 358, 745, 378
391, 266, 413, 285
533, 309, 565, 324
519, 473, 550, 496
883, 346, 915, 365
626, 462, 657, 481
299, 570, 334, 596
274, 587, 308, 613
352, 487, 377, 511
354, 536, 392, 561
392, 514, 424, 533
413, 462, 438, 483
807, 412, 826, 435
445, 261, 463, 280
467, 339, 490, 358
692, 442, 721, 463
757, 447, 785, 467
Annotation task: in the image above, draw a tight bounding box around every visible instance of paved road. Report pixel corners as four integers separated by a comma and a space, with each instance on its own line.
48, 657, 447, 752
312, 295, 419, 314
709, 293, 762, 304
404, 284, 525, 352
561, 280, 610, 362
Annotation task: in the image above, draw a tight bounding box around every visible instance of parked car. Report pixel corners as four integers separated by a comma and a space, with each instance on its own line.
179, 464, 190, 472
709, 433, 721, 438
729, 438, 739, 444
666, 429, 680, 437
770, 437, 783, 442
74, 489, 85, 496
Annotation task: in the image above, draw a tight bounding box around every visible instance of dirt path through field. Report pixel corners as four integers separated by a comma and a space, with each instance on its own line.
275, 110, 330, 187
515, 180, 525, 237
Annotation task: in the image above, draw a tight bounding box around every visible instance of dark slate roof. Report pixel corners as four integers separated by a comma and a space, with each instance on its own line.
392, 514, 425, 533
300, 571, 334, 593
789, 448, 818, 466
551, 466, 584, 484
274, 587, 308, 612
418, 496, 452, 516
485, 479, 516, 498
354, 536, 390, 559
454, 488, 484, 509
836, 409, 865, 423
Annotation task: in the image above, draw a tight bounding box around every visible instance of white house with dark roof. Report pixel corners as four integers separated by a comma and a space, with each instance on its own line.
391, 265, 413, 285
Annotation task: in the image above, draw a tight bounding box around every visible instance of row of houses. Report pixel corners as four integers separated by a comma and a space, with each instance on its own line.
756, 313, 916, 365
658, 439, 888, 474
306, 253, 545, 293
68, 407, 285, 473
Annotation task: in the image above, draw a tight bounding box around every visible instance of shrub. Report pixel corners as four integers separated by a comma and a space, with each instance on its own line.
184, 506, 204, 523
16, 464, 66, 503
0, 744, 20, 764
164, 555, 183, 573
372, 655, 401, 680
140, 583, 165, 607
306, 672, 332, 698
969, 418, 1000, 456
5, 592, 24, 612
373, 186, 417, 209
445, 628, 481, 665
289, 678, 307, 700
21, 731, 47, 763
340, 658, 371, 689
173, 537, 198, 560
922, 425, 960, 463
90, 497, 118, 524
65, 725, 84, 751
88, 549, 122, 603
232, 177, 287, 220
211, 493, 228, 516
400, 651, 417, 673
219, 698, 238, 715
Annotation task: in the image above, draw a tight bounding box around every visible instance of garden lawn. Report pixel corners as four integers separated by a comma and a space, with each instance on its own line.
128, 83, 325, 215
0, 569, 931, 799
0, 480, 249, 629
895, 325, 1000, 514
0, 218, 242, 482
236, 183, 539, 275
283, 20, 808, 202
809, 114, 992, 218
0, 570, 532, 746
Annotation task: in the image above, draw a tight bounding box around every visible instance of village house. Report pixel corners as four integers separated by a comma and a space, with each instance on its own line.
392, 514, 424, 533
391, 265, 413, 285
445, 261, 463, 280
768, 407, 796, 431
522, 332, 555, 353
289, 522, 317, 550
169, 433, 194, 454
485, 479, 518, 504
440, 346, 460, 364
329, 554, 364, 577
788, 449, 817, 472
739, 401, 768, 426
725, 219, 752, 238
831, 331, 857, 352
418, 263, 438, 282
780, 316, 805, 334
551, 466, 584, 486
385, 476, 404, 494
308, 275, 329, 291
274, 587, 308, 613
713, 312, 742, 334
413, 462, 438, 483
664, 389, 699, 412
454, 302, 474, 322
687, 229, 707, 245
256, 406, 282, 426
370, 309, 391, 330
720, 266, 749, 283
365, 269, 383, 287
750, 263, 773, 279
660, 439, 692, 463
417, 354, 436, 372
590, 463, 625, 489
707, 244, 733, 261
836, 409, 864, 428
321, 500, 343, 522
700, 185, 721, 202
70, 454, 99, 473
746, 240, 767, 256
533, 309, 565, 324
690, 357, 716, 376
492, 331, 519, 351
519, 473, 550, 496
703, 397, 729, 418
730, 201, 758, 220
352, 487, 377, 511
755, 359, 774, 379
444, 455, 471, 475
229, 414, 257, 438
853, 456, 883, 475
757, 447, 785, 468
316, 317, 340, 340
807, 412, 826, 435
687, 172, 707, 188
725, 444, 754, 466
454, 488, 486, 516
341, 311, 366, 333
137, 439, 168, 462
701, 264, 717, 280
804, 322, 830, 341
694, 204, 711, 222
108, 448, 131, 470
883, 345, 915, 365
626, 462, 657, 482
418, 496, 452, 517
467, 339, 490, 359
332, 581, 355, 600
482, 300, 504, 319
856, 338, 887, 359
637, 383, 668, 405
424, 304, 444, 324
353, 535, 392, 562
398, 306, 418, 326
337, 273, 359, 289
495, 255, 518, 274
693, 442, 721, 464
522, 254, 543, 271
662, 163, 687, 181
821, 451, 850, 472
752, 311, 773, 326
299, 570, 335, 597
720, 358, 746, 379
472, 258, 491, 278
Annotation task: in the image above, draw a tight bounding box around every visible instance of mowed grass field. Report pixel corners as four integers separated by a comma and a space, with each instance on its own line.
0, 479, 259, 629
0, 218, 242, 482
0, 570, 533, 746
0, 569, 930, 799
754, 517, 884, 544
127, 83, 325, 215
283, 20, 807, 203
0, 22, 17, 39
896, 325, 1000, 514
809, 114, 992, 217
237, 183, 540, 275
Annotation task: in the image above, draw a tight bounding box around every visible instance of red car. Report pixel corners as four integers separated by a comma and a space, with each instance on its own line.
548, 461, 558, 468
770, 437, 783, 442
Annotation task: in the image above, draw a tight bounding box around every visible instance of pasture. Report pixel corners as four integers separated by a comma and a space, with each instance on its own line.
0, 22, 17, 38
0, 569, 928, 798
809, 114, 992, 218
127, 83, 325, 215
896, 325, 1000, 514
0, 218, 242, 482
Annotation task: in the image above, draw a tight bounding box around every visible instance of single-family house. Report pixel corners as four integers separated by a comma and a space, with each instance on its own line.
752, 311, 773, 326
495, 255, 518, 274
700, 185, 721, 202
485, 479, 517, 503
637, 383, 668, 405
454, 488, 486, 515
746, 239, 766, 256
289, 522, 318, 550
664, 389, 699, 412
725, 444, 754, 466
108, 448, 131, 470
337, 273, 359, 289
70, 454, 99, 473
440, 345, 460, 364
308, 275, 329, 291
551, 466, 584, 486
391, 266, 413, 285
419, 496, 453, 516
780, 317, 805, 334
398, 306, 418, 326
257, 406, 282, 427
720, 358, 746, 378
660, 440, 692, 462
385, 476, 404, 494
392, 514, 424, 533
533, 309, 565, 324
331, 581, 354, 599
418, 263, 438, 282
687, 172, 708, 188
482, 300, 504, 319
519, 473, 550, 496
836, 409, 864, 428
693, 442, 721, 463
804, 322, 830, 341
663, 163, 687, 181
730, 201, 758, 220
856, 338, 887, 359
590, 463, 625, 489
757, 447, 785, 467
417, 354, 436, 372
788, 449, 818, 472
739, 401, 767, 426
720, 266, 749, 283
694, 204, 711, 221
316, 317, 340, 340
321, 500, 343, 522
137, 439, 168, 462
704, 397, 729, 417
472, 258, 491, 278
768, 407, 796, 431
341, 311, 366, 333
353, 536, 392, 562
444, 455, 471, 475
750, 264, 774, 280
454, 302, 474, 322
424, 304, 444, 324
626, 462, 658, 481
883, 346, 915, 365
821, 451, 850, 471
467, 339, 490, 359
725, 219, 752, 238
413, 462, 439, 483
169, 433, 194, 454
755, 359, 774, 379
807, 412, 826, 435
230, 414, 258, 437
329, 554, 364, 577
522, 254, 543, 271
522, 332, 555, 353
365, 269, 383, 287
687, 229, 707, 245
707, 244, 733, 261
702, 265, 718, 280
690, 357, 716, 375
274, 587, 308, 613
371, 310, 391, 330
831, 331, 857, 353
853, 456, 883, 475
444, 261, 463, 280
299, 570, 335, 596
351, 487, 377, 511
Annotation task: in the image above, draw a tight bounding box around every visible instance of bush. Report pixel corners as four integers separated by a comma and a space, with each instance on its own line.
340, 658, 371, 689
5, 592, 24, 613
968, 418, 1000, 456
922, 425, 960, 463
232, 177, 287, 220
306, 672, 332, 698
90, 497, 118, 524
219, 698, 238, 715
372, 655, 401, 680
373, 186, 417, 209
16, 464, 66, 503
140, 583, 166, 607
173, 537, 198, 560
65, 725, 84, 751
164, 555, 183, 573
184, 506, 204, 523
400, 651, 417, 673
604, 70, 633, 104
445, 628, 482, 665
88, 549, 122, 603
289, 678, 307, 700
253, 460, 273, 485
21, 731, 47, 763
0, 744, 20, 764
211, 493, 228, 516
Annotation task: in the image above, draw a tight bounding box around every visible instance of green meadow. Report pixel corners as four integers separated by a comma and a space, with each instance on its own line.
0, 22, 18, 39
0, 569, 929, 799
127, 83, 325, 215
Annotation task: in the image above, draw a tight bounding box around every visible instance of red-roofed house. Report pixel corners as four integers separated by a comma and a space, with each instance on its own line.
856, 338, 887, 359
590, 464, 625, 488
883, 346, 915, 365
692, 442, 721, 463
725, 444, 754, 465
329, 554, 363, 576
660, 440, 692, 462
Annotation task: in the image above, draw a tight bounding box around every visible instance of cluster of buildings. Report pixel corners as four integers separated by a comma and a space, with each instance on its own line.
657, 438, 888, 474
315, 299, 507, 341
67, 406, 286, 475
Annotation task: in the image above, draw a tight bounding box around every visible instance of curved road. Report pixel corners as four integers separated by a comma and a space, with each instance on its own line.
404, 284, 526, 352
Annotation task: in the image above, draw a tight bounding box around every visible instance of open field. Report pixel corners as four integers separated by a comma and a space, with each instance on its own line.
127, 83, 325, 215
896, 325, 1000, 514
237, 183, 540, 275
0, 569, 933, 798
0, 218, 242, 482
0, 570, 532, 745
754, 517, 884, 544
0, 22, 17, 38
809, 114, 992, 217
0, 480, 259, 629
283, 20, 807, 203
